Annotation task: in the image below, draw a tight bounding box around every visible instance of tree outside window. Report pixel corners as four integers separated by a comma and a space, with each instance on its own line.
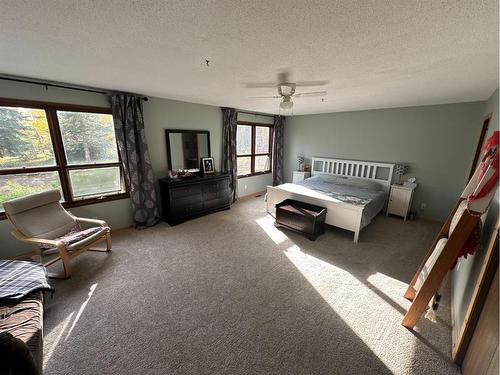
236, 122, 273, 177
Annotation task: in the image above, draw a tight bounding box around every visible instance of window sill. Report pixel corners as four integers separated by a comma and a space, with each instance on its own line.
0, 193, 130, 221
63, 192, 130, 208
237, 171, 272, 179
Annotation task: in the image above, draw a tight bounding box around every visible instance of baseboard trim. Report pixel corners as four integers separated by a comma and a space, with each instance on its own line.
237, 190, 266, 201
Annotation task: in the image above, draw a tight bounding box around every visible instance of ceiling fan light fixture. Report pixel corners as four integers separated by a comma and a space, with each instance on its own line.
280, 97, 293, 110
278, 83, 296, 96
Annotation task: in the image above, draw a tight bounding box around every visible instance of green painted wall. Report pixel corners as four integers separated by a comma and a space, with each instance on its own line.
0, 79, 491, 257
0, 80, 275, 256
143, 97, 222, 179
451, 88, 499, 344
0, 81, 224, 257
284, 101, 486, 221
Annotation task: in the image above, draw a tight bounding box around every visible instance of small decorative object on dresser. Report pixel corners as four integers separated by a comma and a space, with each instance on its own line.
292, 171, 311, 183
387, 182, 417, 220
201, 157, 215, 174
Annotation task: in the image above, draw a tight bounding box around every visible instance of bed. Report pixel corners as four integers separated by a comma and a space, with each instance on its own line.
266, 157, 395, 242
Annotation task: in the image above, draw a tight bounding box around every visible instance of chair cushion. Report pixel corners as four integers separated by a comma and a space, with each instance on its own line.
3, 190, 61, 215
3, 190, 76, 239
39, 226, 110, 251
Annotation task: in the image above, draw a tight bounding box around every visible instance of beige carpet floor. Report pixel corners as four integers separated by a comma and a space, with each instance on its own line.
43, 196, 461, 375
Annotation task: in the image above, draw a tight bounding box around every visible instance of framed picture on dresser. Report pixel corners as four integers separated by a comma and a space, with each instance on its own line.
201, 157, 215, 174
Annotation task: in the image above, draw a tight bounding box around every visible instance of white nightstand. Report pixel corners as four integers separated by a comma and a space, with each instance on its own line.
292, 171, 311, 183
386, 183, 417, 220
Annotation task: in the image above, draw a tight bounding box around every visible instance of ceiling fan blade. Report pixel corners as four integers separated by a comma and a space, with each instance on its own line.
294, 91, 327, 98
244, 82, 278, 88
295, 80, 329, 87
248, 95, 281, 99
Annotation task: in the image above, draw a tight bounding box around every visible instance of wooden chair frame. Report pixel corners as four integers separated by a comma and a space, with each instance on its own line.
8, 216, 112, 279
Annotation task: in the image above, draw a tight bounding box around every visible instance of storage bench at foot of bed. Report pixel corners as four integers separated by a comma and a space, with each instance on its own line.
275, 199, 327, 240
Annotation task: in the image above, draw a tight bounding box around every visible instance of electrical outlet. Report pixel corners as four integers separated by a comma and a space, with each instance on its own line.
421, 203, 427, 210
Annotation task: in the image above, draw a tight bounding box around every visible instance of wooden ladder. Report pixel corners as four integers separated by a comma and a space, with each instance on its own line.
402, 198, 481, 328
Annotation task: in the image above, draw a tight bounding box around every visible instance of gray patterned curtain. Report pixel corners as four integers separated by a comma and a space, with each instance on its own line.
221, 108, 238, 202
272, 115, 285, 186
111, 95, 159, 228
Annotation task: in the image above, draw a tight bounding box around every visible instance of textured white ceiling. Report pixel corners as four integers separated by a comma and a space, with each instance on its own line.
1, 0, 498, 115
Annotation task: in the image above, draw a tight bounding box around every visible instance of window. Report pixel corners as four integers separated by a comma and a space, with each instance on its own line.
236, 122, 273, 177
0, 99, 127, 216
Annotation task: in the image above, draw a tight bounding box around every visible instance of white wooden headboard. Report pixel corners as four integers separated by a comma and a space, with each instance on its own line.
311, 157, 395, 195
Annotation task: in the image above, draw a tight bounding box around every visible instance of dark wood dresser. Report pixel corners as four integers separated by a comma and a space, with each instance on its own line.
159, 173, 230, 225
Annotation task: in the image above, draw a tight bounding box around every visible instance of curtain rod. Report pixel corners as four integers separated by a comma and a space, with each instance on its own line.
237, 110, 275, 118
0, 75, 149, 101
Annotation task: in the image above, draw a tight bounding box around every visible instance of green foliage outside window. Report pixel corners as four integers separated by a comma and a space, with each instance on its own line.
0, 106, 123, 209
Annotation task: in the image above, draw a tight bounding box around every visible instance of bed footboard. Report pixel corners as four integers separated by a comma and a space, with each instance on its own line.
266, 185, 364, 242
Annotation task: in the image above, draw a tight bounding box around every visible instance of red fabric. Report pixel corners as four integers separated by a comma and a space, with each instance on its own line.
450, 220, 482, 269
482, 130, 500, 151
467, 131, 499, 203
454, 131, 499, 268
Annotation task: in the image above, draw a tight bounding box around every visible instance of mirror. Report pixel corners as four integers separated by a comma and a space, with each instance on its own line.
165, 129, 211, 172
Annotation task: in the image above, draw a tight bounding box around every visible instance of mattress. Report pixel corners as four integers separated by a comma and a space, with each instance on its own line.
295, 174, 387, 227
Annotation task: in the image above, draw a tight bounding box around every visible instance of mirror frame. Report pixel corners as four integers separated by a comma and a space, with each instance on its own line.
165, 129, 211, 171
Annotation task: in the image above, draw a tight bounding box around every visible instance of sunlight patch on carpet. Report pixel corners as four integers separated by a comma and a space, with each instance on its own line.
366, 272, 409, 310
43, 311, 74, 370
284, 244, 416, 374
256, 215, 289, 244
66, 283, 98, 340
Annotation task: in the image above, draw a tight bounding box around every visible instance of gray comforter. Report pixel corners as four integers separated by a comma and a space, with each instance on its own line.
296, 174, 387, 227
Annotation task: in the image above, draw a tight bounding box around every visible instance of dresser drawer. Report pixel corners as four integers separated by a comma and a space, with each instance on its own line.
204, 187, 229, 201
170, 184, 202, 199
171, 202, 204, 218
204, 197, 229, 210
203, 180, 229, 193
171, 194, 203, 209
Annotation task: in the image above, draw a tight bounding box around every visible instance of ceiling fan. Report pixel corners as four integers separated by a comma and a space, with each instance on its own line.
246, 72, 328, 111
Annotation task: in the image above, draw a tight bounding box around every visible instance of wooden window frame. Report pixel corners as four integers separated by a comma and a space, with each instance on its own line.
236, 121, 273, 179
0, 98, 129, 220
